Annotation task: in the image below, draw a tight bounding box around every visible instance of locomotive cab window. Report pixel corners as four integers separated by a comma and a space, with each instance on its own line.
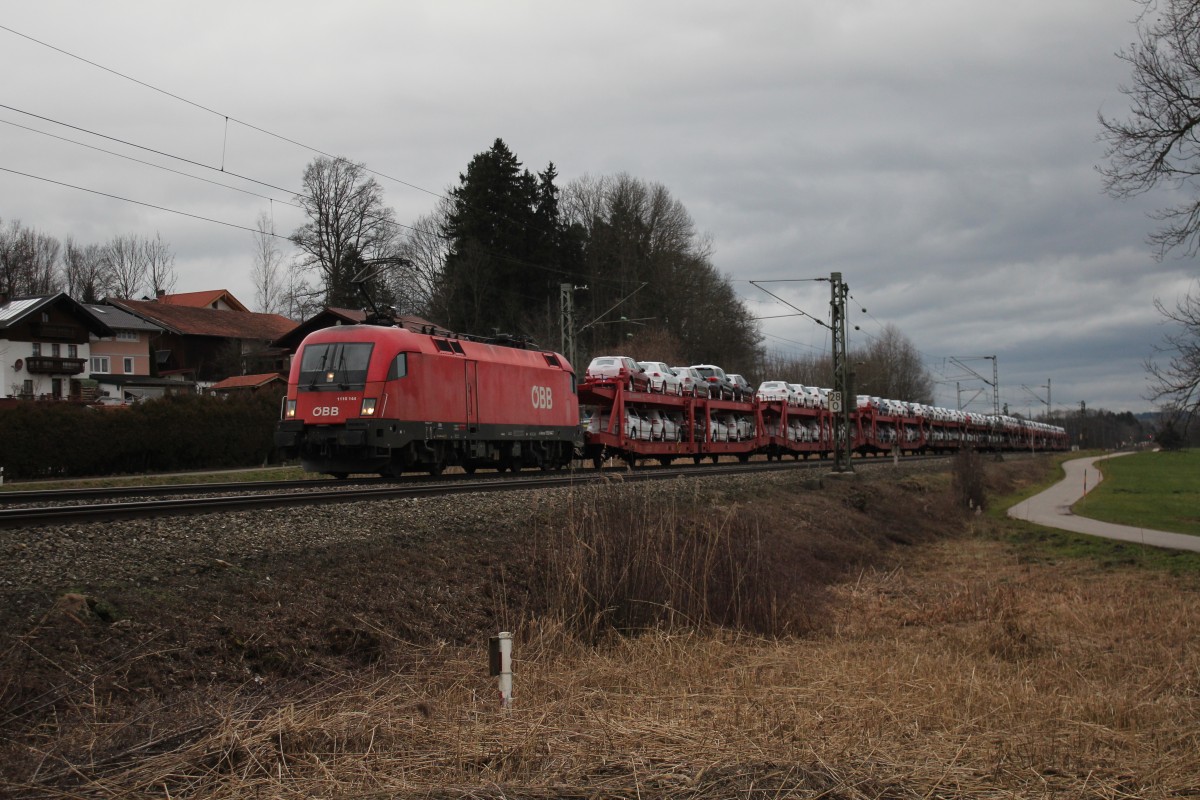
386, 353, 408, 380
298, 342, 374, 390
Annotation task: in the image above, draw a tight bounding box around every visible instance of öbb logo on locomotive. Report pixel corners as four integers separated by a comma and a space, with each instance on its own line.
311, 406, 341, 417
531, 385, 554, 410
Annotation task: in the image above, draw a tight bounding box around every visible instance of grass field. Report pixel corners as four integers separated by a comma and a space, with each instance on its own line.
1075, 449, 1200, 536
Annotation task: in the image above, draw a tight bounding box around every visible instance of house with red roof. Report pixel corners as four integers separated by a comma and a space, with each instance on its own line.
107, 292, 296, 385
83, 303, 189, 402
208, 372, 287, 395
155, 289, 249, 313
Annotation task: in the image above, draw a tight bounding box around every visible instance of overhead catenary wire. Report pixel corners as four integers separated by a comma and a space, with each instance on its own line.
0, 24, 757, 311
0, 23, 444, 201
0, 25, 698, 297
0, 163, 621, 287
0, 166, 278, 237
0, 105, 626, 287
0, 116, 302, 209
0, 102, 300, 198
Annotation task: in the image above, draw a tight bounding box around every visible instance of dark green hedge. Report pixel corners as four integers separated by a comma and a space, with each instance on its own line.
0, 393, 282, 479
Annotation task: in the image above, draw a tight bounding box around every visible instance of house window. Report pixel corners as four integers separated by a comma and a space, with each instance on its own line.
123, 357, 135, 374
68, 344, 78, 358
51, 343, 61, 357
116, 330, 139, 342
22, 379, 33, 396
91, 356, 110, 373
31, 343, 41, 356
52, 378, 63, 397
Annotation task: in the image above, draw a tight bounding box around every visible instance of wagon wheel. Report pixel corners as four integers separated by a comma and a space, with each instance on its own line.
622, 453, 638, 468
332, 472, 349, 480
463, 463, 477, 475
592, 454, 604, 470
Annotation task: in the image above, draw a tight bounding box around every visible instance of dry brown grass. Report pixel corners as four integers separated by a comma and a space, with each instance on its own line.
12, 530, 1198, 799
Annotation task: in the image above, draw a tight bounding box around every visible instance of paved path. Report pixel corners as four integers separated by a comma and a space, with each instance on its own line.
1006, 452, 1200, 553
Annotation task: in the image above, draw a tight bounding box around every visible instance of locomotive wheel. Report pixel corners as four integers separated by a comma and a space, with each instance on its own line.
428, 461, 444, 477
463, 463, 477, 475
332, 472, 349, 480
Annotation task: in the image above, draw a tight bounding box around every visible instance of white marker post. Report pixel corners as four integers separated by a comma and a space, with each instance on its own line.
489, 631, 513, 711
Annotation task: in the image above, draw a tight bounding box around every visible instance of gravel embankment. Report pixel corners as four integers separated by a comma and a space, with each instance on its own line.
0, 460, 949, 599
1, 471, 789, 597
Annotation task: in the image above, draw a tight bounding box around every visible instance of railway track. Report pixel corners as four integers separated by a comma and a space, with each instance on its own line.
0, 459, 853, 529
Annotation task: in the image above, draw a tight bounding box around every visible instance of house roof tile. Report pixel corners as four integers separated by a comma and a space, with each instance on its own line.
156, 290, 249, 312
209, 373, 285, 390
110, 298, 296, 340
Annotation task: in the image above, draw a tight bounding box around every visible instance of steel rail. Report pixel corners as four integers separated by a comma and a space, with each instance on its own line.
0, 460, 830, 529
0, 477, 385, 504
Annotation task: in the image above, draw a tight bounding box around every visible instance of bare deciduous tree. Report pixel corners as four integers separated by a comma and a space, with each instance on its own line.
1146, 283, 1200, 427
0, 219, 62, 297
102, 234, 147, 299
291, 156, 400, 308
756, 323, 932, 404
857, 323, 934, 404
561, 173, 760, 369
63, 238, 106, 303
1101, 0, 1200, 426
1100, 0, 1200, 257
251, 212, 287, 314
144, 232, 178, 297
396, 199, 452, 316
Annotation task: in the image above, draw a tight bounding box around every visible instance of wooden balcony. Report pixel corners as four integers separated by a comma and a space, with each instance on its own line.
25, 356, 87, 375
31, 322, 82, 341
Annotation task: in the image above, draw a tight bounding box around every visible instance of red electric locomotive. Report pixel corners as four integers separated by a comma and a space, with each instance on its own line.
275, 323, 582, 477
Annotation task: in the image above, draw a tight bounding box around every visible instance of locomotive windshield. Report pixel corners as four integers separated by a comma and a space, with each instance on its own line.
298, 342, 374, 390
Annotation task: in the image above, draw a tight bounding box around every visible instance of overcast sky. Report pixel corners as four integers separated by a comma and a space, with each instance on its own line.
2, 1, 1196, 415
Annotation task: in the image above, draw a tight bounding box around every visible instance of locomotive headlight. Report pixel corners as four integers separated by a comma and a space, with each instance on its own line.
285, 399, 296, 419
360, 397, 377, 416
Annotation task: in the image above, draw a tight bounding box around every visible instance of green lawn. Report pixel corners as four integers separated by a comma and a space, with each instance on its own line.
1074, 449, 1200, 537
